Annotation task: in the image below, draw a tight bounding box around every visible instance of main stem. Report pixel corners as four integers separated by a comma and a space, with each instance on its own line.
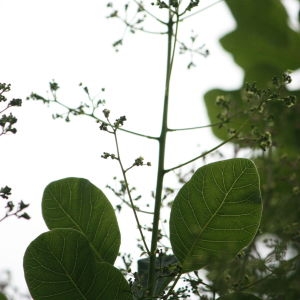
147, 10, 174, 297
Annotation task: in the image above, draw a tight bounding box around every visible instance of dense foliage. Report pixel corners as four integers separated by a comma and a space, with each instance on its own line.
204, 0, 300, 299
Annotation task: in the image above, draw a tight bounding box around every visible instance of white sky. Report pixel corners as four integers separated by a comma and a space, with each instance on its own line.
0, 0, 298, 297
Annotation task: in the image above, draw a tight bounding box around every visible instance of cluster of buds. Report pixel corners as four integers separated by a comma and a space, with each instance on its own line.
133, 157, 151, 167
0, 82, 22, 135
1, 186, 30, 222
101, 152, 118, 160
100, 109, 127, 131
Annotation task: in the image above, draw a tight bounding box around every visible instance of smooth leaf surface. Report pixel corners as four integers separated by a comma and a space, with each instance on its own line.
170, 158, 262, 272
42, 177, 120, 264
24, 229, 132, 300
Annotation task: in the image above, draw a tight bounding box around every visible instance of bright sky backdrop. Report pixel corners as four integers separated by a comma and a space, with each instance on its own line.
0, 0, 298, 296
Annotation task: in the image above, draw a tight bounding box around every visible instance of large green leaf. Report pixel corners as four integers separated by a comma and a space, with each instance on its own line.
221, 0, 300, 79
170, 158, 262, 272
42, 177, 120, 264
24, 228, 132, 300
204, 0, 300, 152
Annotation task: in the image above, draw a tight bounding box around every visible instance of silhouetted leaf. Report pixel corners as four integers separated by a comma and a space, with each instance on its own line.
204, 0, 300, 152
42, 177, 120, 264
221, 0, 300, 81
24, 229, 132, 300
170, 158, 262, 272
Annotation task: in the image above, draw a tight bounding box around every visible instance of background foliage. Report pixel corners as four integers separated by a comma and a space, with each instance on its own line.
203, 0, 300, 299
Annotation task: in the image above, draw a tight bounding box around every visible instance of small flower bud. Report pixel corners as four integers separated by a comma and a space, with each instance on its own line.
19, 213, 31, 220
103, 109, 110, 118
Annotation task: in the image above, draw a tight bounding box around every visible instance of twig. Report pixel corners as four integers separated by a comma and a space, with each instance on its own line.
111, 124, 150, 255
162, 271, 182, 299
168, 121, 226, 132
132, 0, 167, 25
164, 133, 237, 173
44, 97, 159, 140
179, 0, 225, 21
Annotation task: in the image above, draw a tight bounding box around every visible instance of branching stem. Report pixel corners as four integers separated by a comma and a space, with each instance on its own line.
46, 97, 159, 140
132, 0, 167, 25
168, 121, 227, 132
164, 133, 238, 173
147, 5, 180, 297
162, 271, 182, 299
179, 0, 225, 21
112, 127, 150, 255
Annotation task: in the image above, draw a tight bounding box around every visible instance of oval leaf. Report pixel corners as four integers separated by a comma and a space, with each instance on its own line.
42, 177, 120, 264
170, 158, 262, 272
24, 229, 132, 300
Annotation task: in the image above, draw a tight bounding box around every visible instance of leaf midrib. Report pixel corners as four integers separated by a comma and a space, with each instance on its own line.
47, 186, 104, 262
49, 240, 88, 299
183, 165, 248, 265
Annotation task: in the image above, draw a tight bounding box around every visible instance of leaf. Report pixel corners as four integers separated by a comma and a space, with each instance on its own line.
221, 0, 300, 80
170, 158, 262, 272
24, 228, 132, 300
217, 292, 261, 300
204, 0, 300, 152
42, 177, 120, 264
204, 89, 243, 143
0, 293, 7, 300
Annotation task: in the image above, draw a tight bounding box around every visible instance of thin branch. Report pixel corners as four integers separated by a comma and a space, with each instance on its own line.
117, 16, 167, 35
0, 212, 17, 222
164, 133, 237, 173
0, 104, 11, 114
119, 198, 154, 215
168, 121, 226, 132
0, 214, 9, 222
240, 272, 273, 290
44, 97, 159, 140
112, 127, 150, 255
179, 0, 225, 21
169, 10, 179, 77
162, 271, 182, 299
133, 0, 167, 25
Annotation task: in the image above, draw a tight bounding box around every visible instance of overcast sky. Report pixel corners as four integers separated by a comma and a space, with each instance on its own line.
1, 0, 298, 296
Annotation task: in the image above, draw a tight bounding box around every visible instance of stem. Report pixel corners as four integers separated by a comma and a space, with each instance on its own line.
48, 98, 159, 140
179, 0, 225, 21
164, 133, 237, 173
162, 271, 182, 299
147, 6, 178, 297
132, 0, 167, 25
0, 214, 8, 222
113, 129, 150, 255
165, 118, 249, 173
118, 198, 153, 214
0, 104, 11, 114
168, 121, 226, 132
